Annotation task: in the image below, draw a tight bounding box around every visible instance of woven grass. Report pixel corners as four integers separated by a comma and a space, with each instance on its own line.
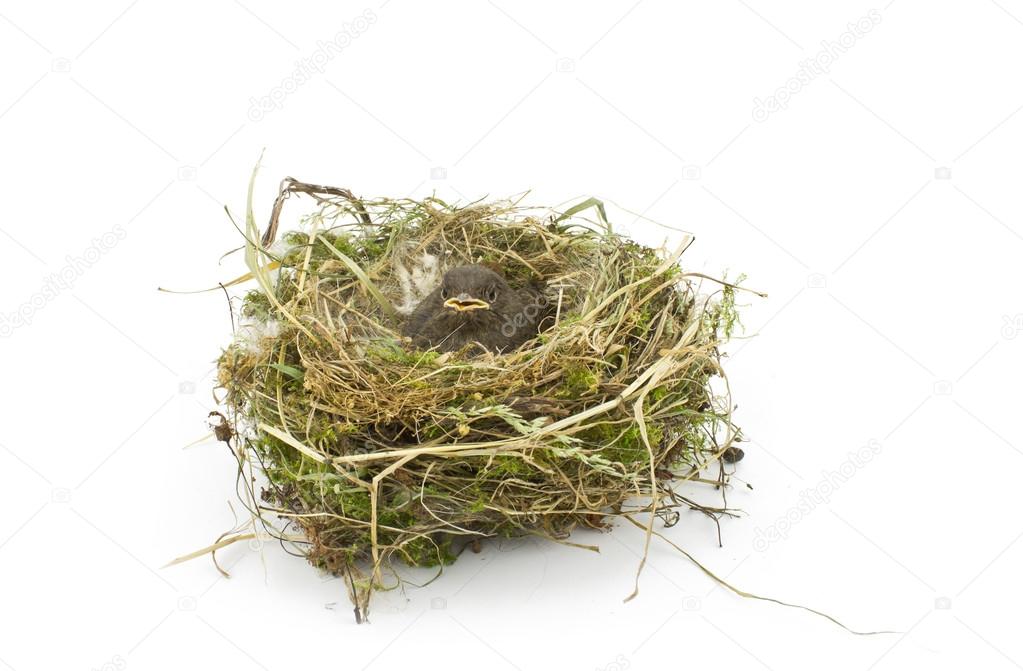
203, 171, 759, 621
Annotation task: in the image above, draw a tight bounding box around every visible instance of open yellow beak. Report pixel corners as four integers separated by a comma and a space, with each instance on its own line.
444, 296, 490, 312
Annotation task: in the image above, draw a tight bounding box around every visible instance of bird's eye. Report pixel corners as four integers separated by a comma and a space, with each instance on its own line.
486, 286, 498, 302
440, 287, 449, 300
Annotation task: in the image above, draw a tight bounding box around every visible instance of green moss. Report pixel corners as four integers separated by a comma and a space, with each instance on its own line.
555, 365, 599, 398
241, 290, 272, 319
367, 341, 440, 366
336, 488, 372, 520
282, 231, 310, 247
493, 521, 525, 539
420, 422, 451, 441
580, 421, 663, 464
488, 455, 531, 477
359, 237, 388, 261
702, 273, 745, 340
306, 482, 459, 568
398, 535, 456, 567
558, 313, 583, 328
635, 306, 654, 330
277, 231, 369, 270
319, 232, 357, 257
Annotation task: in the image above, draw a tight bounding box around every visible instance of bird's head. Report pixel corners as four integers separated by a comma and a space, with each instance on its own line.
438, 265, 511, 316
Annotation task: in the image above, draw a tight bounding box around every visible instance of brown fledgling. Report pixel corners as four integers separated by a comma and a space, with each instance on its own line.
403, 265, 546, 353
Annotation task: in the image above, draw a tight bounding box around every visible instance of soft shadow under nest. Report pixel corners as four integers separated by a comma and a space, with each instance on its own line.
210, 176, 755, 621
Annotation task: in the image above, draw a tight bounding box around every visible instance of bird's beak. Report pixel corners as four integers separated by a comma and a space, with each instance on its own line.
444, 293, 490, 312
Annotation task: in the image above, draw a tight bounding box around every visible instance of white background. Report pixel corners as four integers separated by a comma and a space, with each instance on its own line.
1, 1, 1022, 669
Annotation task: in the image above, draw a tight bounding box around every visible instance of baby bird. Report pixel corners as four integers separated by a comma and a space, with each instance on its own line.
403, 265, 546, 353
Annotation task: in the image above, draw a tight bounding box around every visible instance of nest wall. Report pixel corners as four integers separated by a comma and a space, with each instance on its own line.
215, 180, 744, 611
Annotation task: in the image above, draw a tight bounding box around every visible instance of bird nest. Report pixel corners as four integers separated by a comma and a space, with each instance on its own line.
208, 172, 754, 621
